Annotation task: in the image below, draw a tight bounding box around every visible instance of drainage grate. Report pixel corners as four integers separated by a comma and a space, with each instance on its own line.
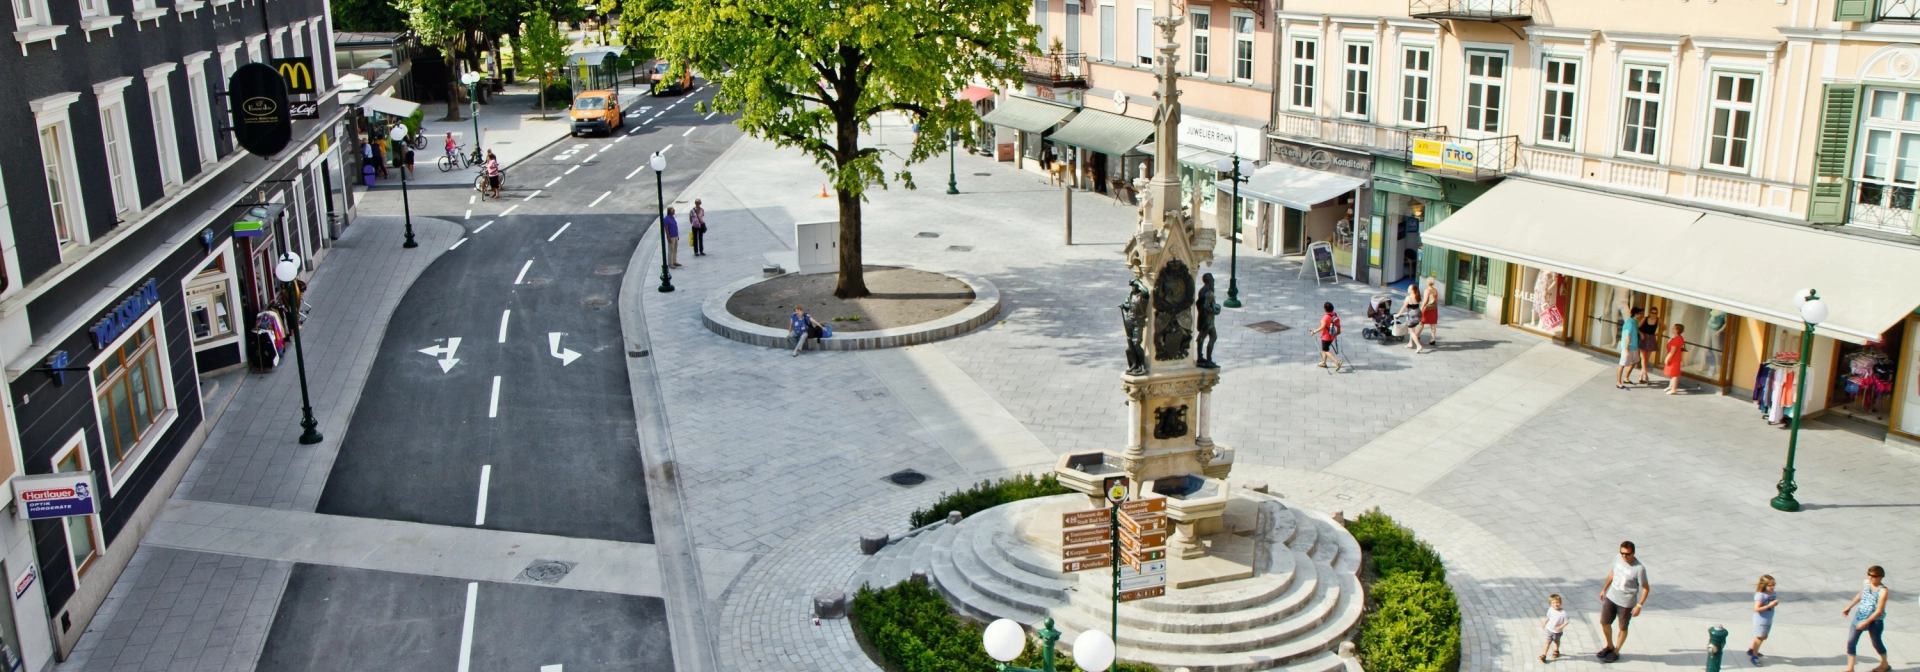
853, 388, 890, 401
1246, 321, 1290, 334
973, 172, 992, 176
583, 297, 612, 309
887, 469, 928, 487
916, 232, 941, 238
595, 265, 624, 275
516, 559, 576, 585
629, 349, 650, 358
948, 245, 973, 252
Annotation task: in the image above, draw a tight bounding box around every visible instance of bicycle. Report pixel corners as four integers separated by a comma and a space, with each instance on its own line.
408, 133, 428, 151
474, 167, 506, 198
437, 146, 469, 172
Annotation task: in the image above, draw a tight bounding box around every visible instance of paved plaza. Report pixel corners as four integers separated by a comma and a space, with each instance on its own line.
52, 113, 1920, 671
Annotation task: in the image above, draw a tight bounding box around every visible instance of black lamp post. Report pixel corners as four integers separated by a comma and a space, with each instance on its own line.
1772, 288, 1828, 512
983, 617, 1114, 672
652, 151, 674, 293
946, 128, 960, 195
389, 126, 418, 248
275, 254, 323, 445
1215, 155, 1246, 308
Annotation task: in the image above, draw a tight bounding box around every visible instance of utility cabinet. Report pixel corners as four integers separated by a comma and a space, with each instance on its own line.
795, 220, 838, 275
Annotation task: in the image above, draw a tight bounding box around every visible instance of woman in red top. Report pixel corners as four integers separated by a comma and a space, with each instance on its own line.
1664, 323, 1686, 394
1311, 302, 1345, 372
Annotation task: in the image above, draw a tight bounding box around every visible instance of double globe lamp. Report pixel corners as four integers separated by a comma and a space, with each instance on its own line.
273, 254, 323, 445
1771, 288, 1827, 512
982, 617, 1114, 672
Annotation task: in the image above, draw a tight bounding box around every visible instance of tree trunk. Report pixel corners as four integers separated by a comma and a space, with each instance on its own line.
832, 115, 869, 299
444, 50, 464, 121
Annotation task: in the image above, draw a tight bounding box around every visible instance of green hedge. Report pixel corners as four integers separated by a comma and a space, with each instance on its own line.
908, 473, 1073, 528
1348, 508, 1460, 672
850, 581, 1157, 672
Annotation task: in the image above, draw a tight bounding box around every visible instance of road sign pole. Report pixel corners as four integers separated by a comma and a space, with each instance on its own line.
1110, 499, 1119, 649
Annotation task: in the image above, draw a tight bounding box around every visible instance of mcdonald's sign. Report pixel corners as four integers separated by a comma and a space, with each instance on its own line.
273, 57, 316, 95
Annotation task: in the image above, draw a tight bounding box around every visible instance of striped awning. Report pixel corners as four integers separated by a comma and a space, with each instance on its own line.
980, 95, 1077, 134
1047, 108, 1154, 156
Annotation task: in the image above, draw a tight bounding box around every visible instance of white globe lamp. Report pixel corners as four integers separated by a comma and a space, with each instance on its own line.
982, 618, 1026, 663
1072, 629, 1116, 671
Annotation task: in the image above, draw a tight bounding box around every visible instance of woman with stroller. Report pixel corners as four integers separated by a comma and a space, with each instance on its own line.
1400, 284, 1426, 354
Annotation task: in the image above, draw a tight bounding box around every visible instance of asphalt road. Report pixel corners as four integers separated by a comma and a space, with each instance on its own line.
316, 83, 738, 543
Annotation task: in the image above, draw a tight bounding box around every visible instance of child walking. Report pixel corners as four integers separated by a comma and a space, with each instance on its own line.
1540, 594, 1569, 662
1751, 575, 1778, 666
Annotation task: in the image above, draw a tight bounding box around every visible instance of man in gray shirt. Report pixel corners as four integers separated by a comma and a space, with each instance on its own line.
1596, 540, 1651, 662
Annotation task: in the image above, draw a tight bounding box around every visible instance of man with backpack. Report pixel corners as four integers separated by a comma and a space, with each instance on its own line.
1311, 302, 1347, 372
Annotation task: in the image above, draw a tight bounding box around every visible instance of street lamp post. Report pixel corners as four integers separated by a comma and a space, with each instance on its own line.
947, 128, 960, 195
1772, 288, 1828, 512
651, 152, 674, 293
461, 71, 483, 159
275, 255, 323, 445
389, 126, 418, 248
1214, 156, 1247, 308
983, 618, 1115, 672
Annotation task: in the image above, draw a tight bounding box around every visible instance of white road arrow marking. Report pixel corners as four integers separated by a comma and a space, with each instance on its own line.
418, 337, 462, 372
548, 332, 581, 366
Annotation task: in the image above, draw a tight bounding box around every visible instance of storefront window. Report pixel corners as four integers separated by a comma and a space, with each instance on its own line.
53, 441, 97, 579
1667, 299, 1728, 381
92, 319, 172, 475
1584, 282, 1640, 351
1510, 266, 1567, 338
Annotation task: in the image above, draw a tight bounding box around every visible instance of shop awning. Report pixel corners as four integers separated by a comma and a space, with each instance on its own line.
959, 85, 995, 102
361, 94, 419, 119
980, 95, 1077, 134
1424, 178, 1920, 343
1047, 108, 1154, 156
1137, 143, 1234, 169
1215, 163, 1367, 211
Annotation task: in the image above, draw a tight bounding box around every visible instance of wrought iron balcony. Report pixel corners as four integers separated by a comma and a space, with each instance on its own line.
1881, 0, 1920, 20
1273, 112, 1445, 156
1404, 131, 1518, 182
1408, 0, 1534, 21
1022, 51, 1087, 88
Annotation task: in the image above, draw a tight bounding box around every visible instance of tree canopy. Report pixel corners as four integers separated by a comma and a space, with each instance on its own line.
641, 0, 1033, 297
395, 0, 485, 119
521, 7, 571, 117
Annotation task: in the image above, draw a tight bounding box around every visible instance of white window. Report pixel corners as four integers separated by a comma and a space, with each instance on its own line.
31, 91, 85, 254
1342, 42, 1371, 120
12, 0, 49, 27
1033, 0, 1048, 49
245, 36, 262, 64
1400, 46, 1431, 125
1618, 64, 1665, 158
51, 435, 101, 581
185, 56, 215, 164
77, 0, 102, 18
1850, 89, 1920, 231
1289, 37, 1316, 111
1098, 4, 1115, 62
1539, 58, 1579, 147
1063, 2, 1079, 54
99, 101, 136, 214
1189, 9, 1209, 75
290, 21, 307, 57
90, 313, 176, 491
1232, 15, 1253, 81
1464, 50, 1506, 135
1136, 6, 1152, 65
148, 79, 181, 187
1705, 72, 1758, 171
130, 0, 151, 12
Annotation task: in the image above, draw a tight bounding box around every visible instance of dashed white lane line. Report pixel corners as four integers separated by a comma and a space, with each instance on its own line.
682, 127, 694, 137
468, 195, 477, 205
475, 220, 494, 232
499, 205, 519, 216
565, 165, 580, 174
523, 190, 542, 202
661, 144, 673, 154
704, 110, 717, 120
474, 465, 492, 526
627, 126, 641, 135
449, 238, 467, 250
589, 191, 611, 208
464, 209, 471, 219
625, 166, 644, 180
457, 583, 478, 672
514, 260, 533, 284
544, 176, 562, 187
584, 153, 600, 164
497, 309, 511, 343
548, 222, 572, 241
614, 136, 626, 143
488, 376, 501, 418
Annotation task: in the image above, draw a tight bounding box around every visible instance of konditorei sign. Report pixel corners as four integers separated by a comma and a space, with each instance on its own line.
12, 472, 98, 521
229, 62, 292, 157
89, 278, 160, 350
1268, 137, 1373, 178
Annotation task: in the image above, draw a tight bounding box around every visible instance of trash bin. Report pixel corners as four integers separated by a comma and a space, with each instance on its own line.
363, 164, 376, 187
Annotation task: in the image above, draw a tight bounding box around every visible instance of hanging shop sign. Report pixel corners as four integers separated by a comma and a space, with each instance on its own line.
11, 472, 97, 521
89, 279, 160, 350
273, 57, 317, 95
12, 564, 34, 600
1179, 118, 1238, 155
1268, 137, 1372, 178
229, 62, 292, 157
1411, 138, 1478, 173
288, 101, 319, 120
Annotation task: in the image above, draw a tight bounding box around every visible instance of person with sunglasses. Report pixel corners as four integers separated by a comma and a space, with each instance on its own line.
1596, 541, 1650, 663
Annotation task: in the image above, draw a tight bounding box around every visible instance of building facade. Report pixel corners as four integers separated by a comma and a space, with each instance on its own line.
0, 0, 354, 662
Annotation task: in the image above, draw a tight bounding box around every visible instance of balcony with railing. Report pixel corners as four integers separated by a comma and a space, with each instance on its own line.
1881, 0, 1920, 20
1405, 131, 1519, 182
1023, 51, 1086, 89
1514, 145, 1798, 213
1272, 111, 1442, 156
1408, 0, 1534, 21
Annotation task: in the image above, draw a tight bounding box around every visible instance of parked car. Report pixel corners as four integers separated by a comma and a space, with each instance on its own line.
569, 91, 623, 136
650, 61, 690, 96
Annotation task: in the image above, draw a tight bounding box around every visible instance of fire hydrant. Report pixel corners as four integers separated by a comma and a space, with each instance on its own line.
1705, 625, 1728, 672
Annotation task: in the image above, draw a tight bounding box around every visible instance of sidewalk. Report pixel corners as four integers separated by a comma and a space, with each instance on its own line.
382, 84, 648, 188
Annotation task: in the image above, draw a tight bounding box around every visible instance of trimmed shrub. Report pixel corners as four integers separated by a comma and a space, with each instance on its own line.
908, 473, 1073, 528
1347, 508, 1460, 672
849, 581, 1157, 672
1347, 508, 1445, 583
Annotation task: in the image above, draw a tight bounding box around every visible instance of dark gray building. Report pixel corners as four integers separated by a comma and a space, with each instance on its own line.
0, 0, 355, 663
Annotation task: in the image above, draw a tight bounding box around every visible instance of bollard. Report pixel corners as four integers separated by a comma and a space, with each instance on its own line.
1705, 625, 1728, 672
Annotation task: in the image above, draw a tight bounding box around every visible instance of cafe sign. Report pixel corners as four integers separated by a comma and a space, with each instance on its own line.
1268, 137, 1372, 178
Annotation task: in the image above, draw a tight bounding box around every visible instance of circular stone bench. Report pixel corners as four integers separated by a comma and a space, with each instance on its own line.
701, 265, 1001, 351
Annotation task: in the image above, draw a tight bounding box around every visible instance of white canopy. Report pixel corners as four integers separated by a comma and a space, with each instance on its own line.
360, 94, 419, 119
1215, 163, 1366, 211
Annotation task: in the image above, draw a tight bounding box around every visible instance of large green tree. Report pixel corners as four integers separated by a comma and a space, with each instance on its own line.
396, 0, 485, 120
642, 0, 1033, 298
333, 0, 406, 32
521, 7, 571, 119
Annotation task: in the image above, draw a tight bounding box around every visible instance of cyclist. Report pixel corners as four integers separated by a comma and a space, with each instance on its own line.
483, 152, 502, 199
444, 133, 458, 161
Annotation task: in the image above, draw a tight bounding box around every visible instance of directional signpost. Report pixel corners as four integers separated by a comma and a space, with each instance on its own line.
1117, 496, 1168, 602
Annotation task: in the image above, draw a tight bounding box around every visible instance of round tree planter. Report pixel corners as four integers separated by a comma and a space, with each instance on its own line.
701, 266, 1001, 351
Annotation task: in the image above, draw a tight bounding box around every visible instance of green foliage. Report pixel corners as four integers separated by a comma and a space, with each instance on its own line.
395, 0, 484, 119
520, 7, 572, 116
908, 473, 1072, 528
849, 581, 1157, 672
332, 0, 406, 32
638, 0, 1037, 297
1346, 508, 1460, 672
402, 109, 425, 137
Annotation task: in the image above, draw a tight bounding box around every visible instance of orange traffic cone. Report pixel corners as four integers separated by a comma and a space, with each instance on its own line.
819, 183, 831, 198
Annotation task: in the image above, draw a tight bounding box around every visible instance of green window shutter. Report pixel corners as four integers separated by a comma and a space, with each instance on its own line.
1808, 83, 1862, 224
1835, 0, 1874, 21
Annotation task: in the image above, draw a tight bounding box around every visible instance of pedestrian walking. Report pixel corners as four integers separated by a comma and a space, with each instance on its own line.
403, 147, 416, 179
1750, 574, 1777, 666
1540, 594, 1569, 662
1401, 284, 1425, 354
689, 199, 707, 256
1310, 302, 1346, 372
789, 305, 823, 356
483, 153, 503, 199
664, 207, 682, 268
372, 138, 389, 179
1637, 306, 1662, 385
1664, 323, 1686, 394
1416, 276, 1440, 349
1841, 566, 1890, 672
1595, 540, 1650, 663
1615, 307, 1643, 390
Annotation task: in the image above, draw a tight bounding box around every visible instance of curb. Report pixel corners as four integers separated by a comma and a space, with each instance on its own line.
699, 265, 1002, 350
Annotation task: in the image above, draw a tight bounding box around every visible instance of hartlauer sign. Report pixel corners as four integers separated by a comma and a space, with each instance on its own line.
12, 472, 97, 520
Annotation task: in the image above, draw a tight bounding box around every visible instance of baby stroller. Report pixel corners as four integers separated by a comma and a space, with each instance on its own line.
1360, 294, 1409, 344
